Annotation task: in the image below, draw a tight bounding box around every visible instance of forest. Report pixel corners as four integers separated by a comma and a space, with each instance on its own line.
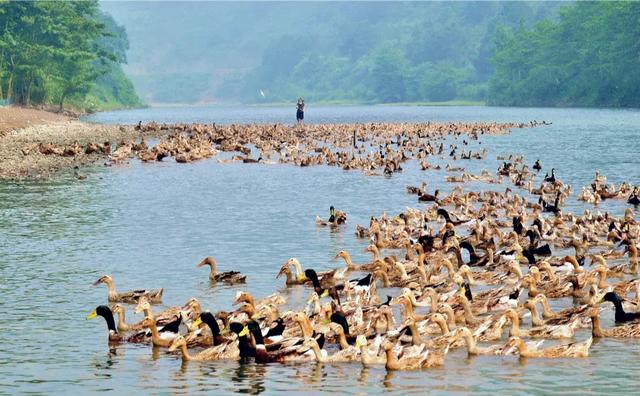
489, 1, 640, 107
1, 1, 638, 109
0, 1, 140, 112
103, 1, 561, 105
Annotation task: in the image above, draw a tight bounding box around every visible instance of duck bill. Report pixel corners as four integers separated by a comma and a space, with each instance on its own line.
238, 326, 250, 337
86, 310, 97, 320
168, 344, 177, 352
92, 279, 103, 286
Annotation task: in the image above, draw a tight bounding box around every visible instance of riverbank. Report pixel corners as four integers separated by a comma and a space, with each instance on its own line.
0, 106, 137, 181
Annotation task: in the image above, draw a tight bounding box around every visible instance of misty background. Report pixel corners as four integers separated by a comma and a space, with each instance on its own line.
96, 1, 639, 108
100, 1, 561, 105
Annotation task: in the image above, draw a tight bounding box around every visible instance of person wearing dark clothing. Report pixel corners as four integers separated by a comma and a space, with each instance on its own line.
296, 98, 305, 124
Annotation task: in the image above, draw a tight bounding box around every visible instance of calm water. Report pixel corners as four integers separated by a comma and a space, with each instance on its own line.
1, 105, 639, 395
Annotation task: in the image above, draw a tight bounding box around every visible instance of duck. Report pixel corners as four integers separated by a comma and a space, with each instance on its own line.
139, 316, 180, 347
93, 275, 163, 304
133, 297, 184, 327
588, 307, 640, 338
452, 327, 543, 356
533, 160, 542, 171
544, 168, 556, 183
334, 250, 376, 271
600, 292, 640, 323
246, 320, 304, 363
451, 327, 503, 355
86, 305, 139, 343
502, 336, 591, 358
383, 341, 447, 371
628, 189, 640, 205
419, 189, 440, 203
503, 308, 579, 339
168, 335, 238, 361
276, 263, 307, 286
229, 322, 256, 360
523, 296, 590, 328
304, 269, 341, 303
356, 335, 386, 366
299, 337, 359, 363
196, 256, 246, 283
185, 311, 231, 347
111, 304, 146, 332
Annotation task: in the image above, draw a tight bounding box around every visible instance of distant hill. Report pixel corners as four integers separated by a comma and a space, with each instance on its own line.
101, 1, 562, 104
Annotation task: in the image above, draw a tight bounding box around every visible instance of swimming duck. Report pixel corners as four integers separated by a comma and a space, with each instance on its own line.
185, 311, 231, 347
111, 304, 146, 332
502, 336, 591, 358
93, 275, 163, 304
168, 335, 238, 361
383, 341, 447, 371
139, 316, 180, 347
628, 188, 640, 206
418, 190, 440, 203
334, 250, 376, 271
87, 305, 138, 343
276, 264, 307, 286
503, 308, 579, 339
588, 307, 640, 338
299, 336, 358, 363
356, 335, 386, 367
197, 257, 246, 283
544, 168, 556, 183
600, 292, 640, 323
246, 320, 302, 363
533, 160, 542, 171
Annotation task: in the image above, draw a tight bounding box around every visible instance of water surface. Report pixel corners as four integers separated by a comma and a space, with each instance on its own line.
1, 105, 639, 394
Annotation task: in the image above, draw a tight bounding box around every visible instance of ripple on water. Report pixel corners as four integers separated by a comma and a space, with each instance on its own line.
1, 106, 639, 394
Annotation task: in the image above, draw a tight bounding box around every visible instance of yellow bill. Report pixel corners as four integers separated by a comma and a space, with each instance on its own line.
239, 326, 250, 337
86, 310, 97, 320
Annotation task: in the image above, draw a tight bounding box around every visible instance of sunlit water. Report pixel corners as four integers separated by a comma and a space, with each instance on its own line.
1, 106, 639, 394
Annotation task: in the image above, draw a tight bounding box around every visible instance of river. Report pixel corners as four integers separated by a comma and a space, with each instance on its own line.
0, 105, 638, 394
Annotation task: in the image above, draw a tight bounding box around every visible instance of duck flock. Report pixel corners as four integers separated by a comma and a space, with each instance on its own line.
87, 120, 640, 371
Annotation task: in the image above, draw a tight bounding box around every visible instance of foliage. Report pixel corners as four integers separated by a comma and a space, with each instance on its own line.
0, 1, 140, 111
103, 1, 560, 104
488, 2, 640, 107
216, 2, 553, 104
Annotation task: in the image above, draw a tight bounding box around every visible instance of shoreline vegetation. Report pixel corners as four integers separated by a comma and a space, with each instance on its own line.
0, 2, 142, 114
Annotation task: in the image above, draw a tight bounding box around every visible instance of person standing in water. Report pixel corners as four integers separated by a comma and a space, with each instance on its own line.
296, 97, 305, 125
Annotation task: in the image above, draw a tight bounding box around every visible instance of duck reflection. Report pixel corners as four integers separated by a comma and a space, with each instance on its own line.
383, 370, 395, 388
231, 362, 266, 395
358, 366, 369, 384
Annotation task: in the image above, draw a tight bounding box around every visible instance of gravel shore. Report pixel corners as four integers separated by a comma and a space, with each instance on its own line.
0, 107, 134, 180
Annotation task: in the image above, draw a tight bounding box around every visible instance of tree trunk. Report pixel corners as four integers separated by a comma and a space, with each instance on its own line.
6, 74, 13, 103
59, 92, 66, 110
25, 75, 32, 105
0, 65, 4, 101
